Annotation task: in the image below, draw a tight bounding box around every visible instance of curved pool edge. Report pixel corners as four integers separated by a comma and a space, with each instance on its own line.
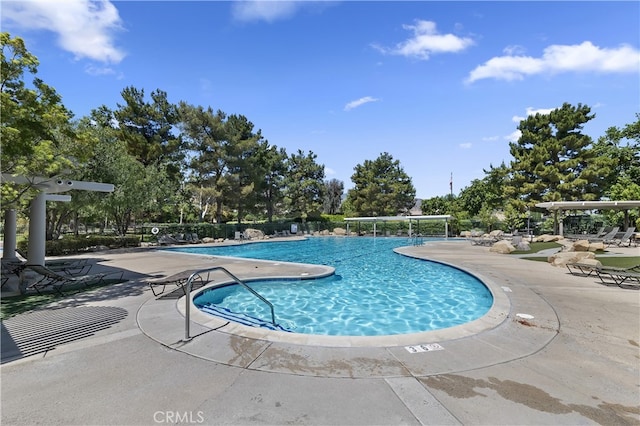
137, 242, 561, 377
177, 248, 510, 348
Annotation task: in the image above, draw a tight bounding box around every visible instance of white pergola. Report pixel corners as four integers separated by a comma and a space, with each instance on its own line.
535, 200, 640, 235
2, 174, 114, 267
344, 215, 452, 238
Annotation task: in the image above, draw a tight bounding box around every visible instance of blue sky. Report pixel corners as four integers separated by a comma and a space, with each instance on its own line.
2, 1, 639, 199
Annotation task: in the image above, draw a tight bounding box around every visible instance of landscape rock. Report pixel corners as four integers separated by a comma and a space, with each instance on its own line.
333, 227, 347, 236
535, 234, 564, 243
588, 242, 605, 251
548, 251, 595, 267
490, 240, 515, 254
572, 239, 590, 251
489, 230, 504, 238
243, 228, 264, 240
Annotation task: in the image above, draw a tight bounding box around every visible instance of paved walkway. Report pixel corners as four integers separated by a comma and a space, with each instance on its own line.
1, 239, 639, 425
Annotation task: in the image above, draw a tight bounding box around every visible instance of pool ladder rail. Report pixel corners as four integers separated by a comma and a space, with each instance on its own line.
183, 266, 277, 342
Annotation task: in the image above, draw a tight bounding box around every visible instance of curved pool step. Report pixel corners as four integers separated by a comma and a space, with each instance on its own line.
199, 305, 291, 332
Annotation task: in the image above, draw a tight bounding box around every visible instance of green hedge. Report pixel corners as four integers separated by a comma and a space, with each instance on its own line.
17, 235, 141, 256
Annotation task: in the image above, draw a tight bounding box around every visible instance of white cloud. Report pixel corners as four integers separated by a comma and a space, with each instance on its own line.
231, 1, 336, 23
481, 136, 499, 142
344, 96, 380, 111
505, 130, 521, 142
372, 20, 474, 60
84, 64, 116, 76
502, 44, 526, 56
467, 41, 640, 83
325, 167, 336, 176
459, 143, 472, 149
231, 1, 302, 23
1, 0, 125, 64
507, 107, 555, 141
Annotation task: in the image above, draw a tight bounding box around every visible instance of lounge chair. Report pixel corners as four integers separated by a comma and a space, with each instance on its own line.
157, 234, 185, 245
147, 269, 208, 297
565, 226, 606, 241
588, 227, 619, 243
15, 248, 93, 275
565, 261, 600, 277
595, 264, 640, 288
1, 260, 25, 288
468, 230, 503, 247
24, 264, 125, 296
185, 233, 201, 244
605, 227, 636, 247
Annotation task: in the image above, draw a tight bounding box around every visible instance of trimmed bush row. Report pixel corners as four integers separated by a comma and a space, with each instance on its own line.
17, 235, 141, 256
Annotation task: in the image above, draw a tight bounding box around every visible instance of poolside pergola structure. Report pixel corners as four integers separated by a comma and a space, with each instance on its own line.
1, 174, 114, 267
535, 200, 640, 235
344, 215, 452, 238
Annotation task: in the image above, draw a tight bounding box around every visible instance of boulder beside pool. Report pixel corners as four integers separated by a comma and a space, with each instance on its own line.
548, 251, 596, 267
490, 240, 516, 254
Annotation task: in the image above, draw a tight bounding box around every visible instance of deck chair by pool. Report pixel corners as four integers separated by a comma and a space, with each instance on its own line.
588, 227, 619, 243
595, 264, 640, 288
565, 261, 601, 277
1, 260, 25, 288
147, 269, 208, 298
565, 226, 606, 241
15, 248, 93, 275
24, 264, 124, 296
605, 227, 636, 247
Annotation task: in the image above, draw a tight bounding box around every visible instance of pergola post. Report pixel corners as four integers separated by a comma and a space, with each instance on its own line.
26, 193, 47, 266
2, 209, 18, 262
558, 209, 563, 236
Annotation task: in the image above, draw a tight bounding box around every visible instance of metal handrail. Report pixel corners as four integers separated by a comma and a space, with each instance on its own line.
184, 266, 276, 341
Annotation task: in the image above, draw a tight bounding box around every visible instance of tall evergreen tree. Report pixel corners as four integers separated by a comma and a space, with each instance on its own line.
114, 86, 185, 180
284, 150, 325, 222
323, 178, 344, 215
504, 103, 609, 210
222, 114, 264, 223
346, 152, 416, 216
254, 142, 288, 222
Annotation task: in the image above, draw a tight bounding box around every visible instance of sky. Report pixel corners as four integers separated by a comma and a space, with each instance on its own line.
2, 1, 639, 199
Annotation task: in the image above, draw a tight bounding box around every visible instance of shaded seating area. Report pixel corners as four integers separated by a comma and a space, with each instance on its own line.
564, 226, 606, 241
588, 227, 619, 243
605, 227, 636, 247
15, 248, 93, 276
1, 260, 25, 289
23, 264, 125, 296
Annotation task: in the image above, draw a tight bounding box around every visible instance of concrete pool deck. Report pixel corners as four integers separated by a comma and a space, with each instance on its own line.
1, 239, 639, 425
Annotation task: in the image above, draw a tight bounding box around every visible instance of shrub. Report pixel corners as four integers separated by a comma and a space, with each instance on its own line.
17, 235, 140, 256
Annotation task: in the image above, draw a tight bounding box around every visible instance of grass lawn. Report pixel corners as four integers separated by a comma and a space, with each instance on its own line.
521, 256, 640, 268
510, 242, 639, 268
1, 279, 126, 320
511, 241, 563, 254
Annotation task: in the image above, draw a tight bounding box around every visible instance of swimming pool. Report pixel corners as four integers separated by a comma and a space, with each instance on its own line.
166, 237, 493, 337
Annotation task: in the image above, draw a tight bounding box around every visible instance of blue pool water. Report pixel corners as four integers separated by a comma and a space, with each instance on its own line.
166, 237, 493, 336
